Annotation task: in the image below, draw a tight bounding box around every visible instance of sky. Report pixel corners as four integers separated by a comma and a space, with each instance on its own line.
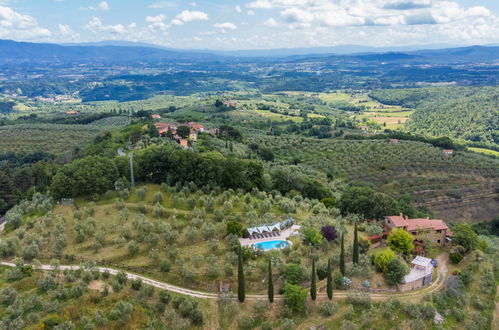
1, 0, 499, 50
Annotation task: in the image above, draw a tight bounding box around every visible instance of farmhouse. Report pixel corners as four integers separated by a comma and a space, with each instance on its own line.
443, 149, 454, 155
154, 123, 177, 136
398, 256, 434, 292
185, 122, 205, 132
384, 214, 452, 247
151, 114, 161, 119
65, 110, 78, 115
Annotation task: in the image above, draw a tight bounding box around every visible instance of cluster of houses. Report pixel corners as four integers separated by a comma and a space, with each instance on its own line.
153, 121, 206, 149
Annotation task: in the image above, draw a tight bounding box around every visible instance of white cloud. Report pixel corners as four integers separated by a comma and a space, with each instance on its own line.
98, 1, 109, 11
264, 18, 279, 27
147, 1, 176, 9
244, 0, 496, 28
84, 17, 134, 34
235, 5, 242, 13
171, 10, 208, 25
0, 5, 51, 39
213, 22, 237, 30
58, 24, 73, 36
146, 14, 169, 31
80, 1, 110, 11
247, 0, 272, 9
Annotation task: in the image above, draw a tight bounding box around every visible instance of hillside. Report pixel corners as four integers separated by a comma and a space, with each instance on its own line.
370, 87, 499, 148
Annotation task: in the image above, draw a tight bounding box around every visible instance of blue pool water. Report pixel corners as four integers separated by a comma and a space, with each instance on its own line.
254, 240, 290, 251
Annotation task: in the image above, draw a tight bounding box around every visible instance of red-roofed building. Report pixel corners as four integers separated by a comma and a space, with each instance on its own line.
154, 123, 177, 136
384, 214, 452, 247
185, 122, 205, 132
151, 114, 161, 119
179, 139, 189, 149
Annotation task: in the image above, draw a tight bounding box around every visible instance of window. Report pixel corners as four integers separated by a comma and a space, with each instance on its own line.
437, 240, 441, 244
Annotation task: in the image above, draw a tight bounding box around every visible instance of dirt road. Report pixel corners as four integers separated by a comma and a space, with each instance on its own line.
0, 253, 449, 302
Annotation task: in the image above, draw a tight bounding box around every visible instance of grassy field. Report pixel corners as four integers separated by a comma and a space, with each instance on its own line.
469, 147, 499, 157
254, 110, 303, 123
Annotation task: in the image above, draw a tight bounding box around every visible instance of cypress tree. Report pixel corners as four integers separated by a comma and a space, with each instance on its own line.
268, 259, 274, 303
353, 223, 359, 265
310, 259, 317, 301
326, 258, 333, 300
340, 234, 345, 276
237, 246, 245, 302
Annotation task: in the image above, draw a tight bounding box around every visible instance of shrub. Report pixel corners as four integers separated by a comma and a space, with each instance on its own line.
38, 275, 56, 292
0, 287, 17, 306
116, 271, 128, 285
226, 221, 244, 237
387, 228, 414, 254
450, 252, 464, 264
127, 240, 139, 256
384, 258, 409, 286
347, 291, 371, 310
302, 227, 323, 246
136, 188, 147, 201
320, 301, 339, 316
131, 279, 142, 290
372, 248, 396, 272
320, 225, 337, 241
283, 283, 307, 315
284, 264, 305, 285
316, 262, 328, 280
109, 301, 134, 324
159, 260, 171, 273
152, 192, 164, 203
238, 315, 255, 330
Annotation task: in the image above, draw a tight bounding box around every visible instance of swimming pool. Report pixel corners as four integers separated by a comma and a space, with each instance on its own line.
253, 240, 290, 251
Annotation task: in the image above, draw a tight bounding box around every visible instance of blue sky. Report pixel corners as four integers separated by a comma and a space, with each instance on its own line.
1, 0, 499, 49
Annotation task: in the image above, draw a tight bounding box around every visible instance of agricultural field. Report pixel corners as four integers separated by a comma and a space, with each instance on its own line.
0, 264, 208, 329
243, 134, 499, 221
1, 185, 364, 293
1, 189, 497, 329
0, 124, 103, 154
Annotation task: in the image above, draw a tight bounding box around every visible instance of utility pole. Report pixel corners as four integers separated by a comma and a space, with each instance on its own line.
129, 152, 135, 189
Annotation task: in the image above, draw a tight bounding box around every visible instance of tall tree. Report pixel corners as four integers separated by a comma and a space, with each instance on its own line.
326, 259, 333, 300
268, 259, 274, 303
340, 234, 345, 276
310, 259, 317, 301
353, 223, 359, 265
237, 246, 245, 302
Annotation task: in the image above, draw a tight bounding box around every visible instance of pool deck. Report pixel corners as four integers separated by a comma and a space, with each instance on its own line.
239, 225, 301, 248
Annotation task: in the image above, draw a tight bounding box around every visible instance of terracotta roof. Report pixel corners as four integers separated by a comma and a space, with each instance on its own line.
405, 218, 449, 232
386, 216, 408, 227
386, 215, 450, 234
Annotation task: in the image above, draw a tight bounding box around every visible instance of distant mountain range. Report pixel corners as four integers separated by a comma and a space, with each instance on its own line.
0, 39, 219, 65
0, 39, 499, 66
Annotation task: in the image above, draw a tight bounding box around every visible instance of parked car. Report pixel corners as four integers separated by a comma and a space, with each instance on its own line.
431, 259, 438, 268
